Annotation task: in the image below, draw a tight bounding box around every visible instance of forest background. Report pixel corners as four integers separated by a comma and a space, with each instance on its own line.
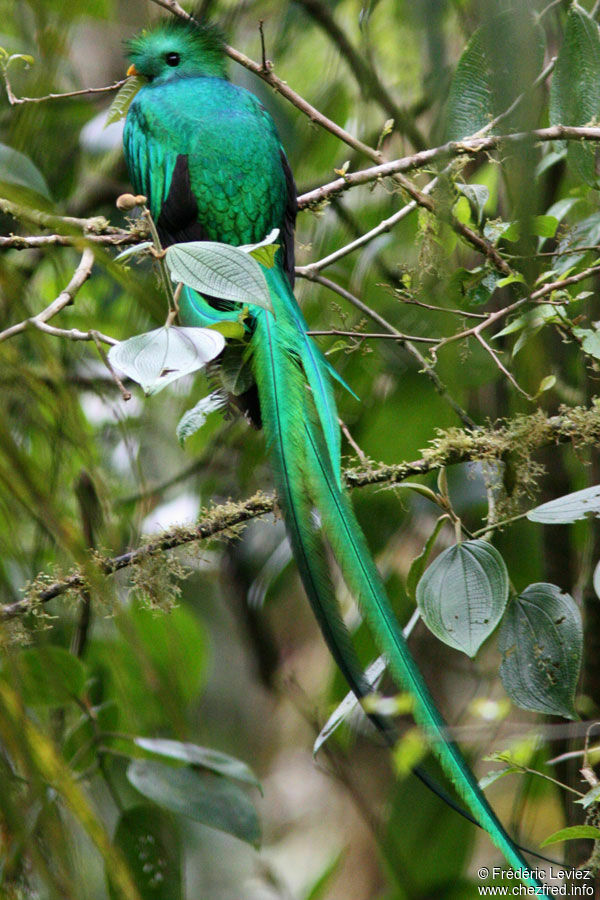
2, 0, 600, 898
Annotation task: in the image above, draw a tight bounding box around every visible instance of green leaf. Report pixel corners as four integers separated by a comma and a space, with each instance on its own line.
553, 211, 600, 274
208, 320, 245, 340
495, 304, 565, 344
165, 242, 273, 313
302, 850, 345, 900
108, 806, 181, 900
0, 143, 51, 200
456, 183, 489, 224
416, 539, 509, 657
581, 328, 600, 359
535, 375, 556, 397
107, 326, 225, 395
241, 228, 280, 269
577, 783, 600, 809
392, 728, 427, 777
549, 5, 600, 185
126, 759, 261, 846
105, 76, 145, 127
446, 11, 544, 140
532, 215, 558, 239
218, 344, 254, 396
540, 825, 600, 848
176, 392, 225, 446
527, 483, 600, 524
545, 197, 582, 225
483, 220, 520, 244
134, 738, 261, 791
406, 515, 449, 603
498, 583, 582, 719
496, 272, 525, 288
445, 28, 491, 139
64, 701, 119, 771
13, 646, 86, 707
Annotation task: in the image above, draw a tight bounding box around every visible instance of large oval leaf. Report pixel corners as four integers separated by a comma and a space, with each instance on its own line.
0, 142, 51, 200
416, 539, 509, 657
108, 806, 181, 900
12, 646, 86, 707
549, 5, 600, 185
165, 242, 272, 312
108, 326, 224, 395
126, 759, 260, 846
134, 738, 261, 790
527, 484, 600, 524
445, 28, 490, 140
446, 10, 544, 140
498, 583, 582, 719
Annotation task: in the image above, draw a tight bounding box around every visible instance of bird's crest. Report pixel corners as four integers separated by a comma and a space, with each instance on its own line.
126, 19, 228, 81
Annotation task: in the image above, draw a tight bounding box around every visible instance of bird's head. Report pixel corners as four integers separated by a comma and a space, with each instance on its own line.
126, 20, 227, 83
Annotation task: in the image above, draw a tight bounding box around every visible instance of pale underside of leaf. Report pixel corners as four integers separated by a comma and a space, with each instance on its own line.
108, 326, 225, 395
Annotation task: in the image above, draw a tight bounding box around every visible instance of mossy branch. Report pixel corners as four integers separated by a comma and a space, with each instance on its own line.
5, 402, 600, 623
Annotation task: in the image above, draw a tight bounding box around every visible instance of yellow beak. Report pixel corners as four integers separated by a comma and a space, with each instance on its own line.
127, 64, 139, 77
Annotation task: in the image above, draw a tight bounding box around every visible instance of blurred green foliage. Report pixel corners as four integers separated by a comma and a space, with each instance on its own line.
2, 0, 600, 897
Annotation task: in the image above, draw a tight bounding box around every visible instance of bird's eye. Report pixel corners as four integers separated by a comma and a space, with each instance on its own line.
165, 52, 180, 67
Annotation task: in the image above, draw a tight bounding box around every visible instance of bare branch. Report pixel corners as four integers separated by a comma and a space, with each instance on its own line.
0, 198, 124, 235
308, 329, 439, 343
0, 232, 138, 250
3, 77, 127, 106
297, 270, 476, 429
297, 125, 600, 210
0, 248, 95, 343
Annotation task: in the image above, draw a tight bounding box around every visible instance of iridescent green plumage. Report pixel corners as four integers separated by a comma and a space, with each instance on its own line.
123, 21, 542, 888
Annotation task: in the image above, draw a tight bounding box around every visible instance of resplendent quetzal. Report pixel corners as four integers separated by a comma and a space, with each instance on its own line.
123, 19, 541, 889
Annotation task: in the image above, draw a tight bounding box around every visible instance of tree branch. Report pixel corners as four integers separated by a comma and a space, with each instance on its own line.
0, 248, 95, 343
3, 77, 127, 106
297, 126, 600, 210
7, 402, 600, 621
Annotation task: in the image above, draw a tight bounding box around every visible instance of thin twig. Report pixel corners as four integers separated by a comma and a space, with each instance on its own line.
339, 419, 368, 465
475, 332, 531, 399
91, 333, 131, 400
0, 198, 123, 234
29, 321, 116, 345
3, 77, 127, 106
298, 271, 477, 429
308, 328, 439, 343
432, 262, 600, 357
0, 248, 95, 343
258, 20, 268, 73
302, 194, 422, 273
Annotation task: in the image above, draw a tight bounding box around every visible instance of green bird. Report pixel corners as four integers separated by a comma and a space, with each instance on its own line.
123, 19, 542, 889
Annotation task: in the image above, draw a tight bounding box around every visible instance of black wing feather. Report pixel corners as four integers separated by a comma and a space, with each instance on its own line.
279, 150, 297, 287
157, 154, 209, 247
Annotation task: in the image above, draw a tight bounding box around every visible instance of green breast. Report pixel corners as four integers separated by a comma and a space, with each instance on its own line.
124, 75, 288, 246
